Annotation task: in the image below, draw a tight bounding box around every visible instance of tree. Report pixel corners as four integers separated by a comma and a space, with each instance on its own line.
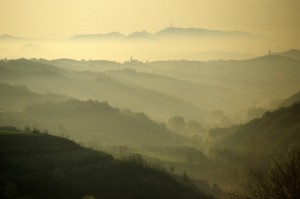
248, 150, 300, 199
167, 116, 185, 132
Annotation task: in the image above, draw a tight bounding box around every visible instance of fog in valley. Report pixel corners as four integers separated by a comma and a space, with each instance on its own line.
1, 1, 300, 199
0, 28, 275, 61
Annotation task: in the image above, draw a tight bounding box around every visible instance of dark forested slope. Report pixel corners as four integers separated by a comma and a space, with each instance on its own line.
23, 99, 187, 146
279, 90, 300, 108
210, 102, 300, 156
0, 127, 205, 199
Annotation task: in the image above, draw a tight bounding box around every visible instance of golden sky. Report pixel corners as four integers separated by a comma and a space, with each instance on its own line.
0, 0, 299, 42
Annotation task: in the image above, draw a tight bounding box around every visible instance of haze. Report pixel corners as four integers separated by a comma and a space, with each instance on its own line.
1, 0, 300, 61
0, 0, 300, 198
0, 0, 299, 39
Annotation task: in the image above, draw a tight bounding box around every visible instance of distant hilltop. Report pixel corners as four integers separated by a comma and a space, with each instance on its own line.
70, 27, 255, 41
0, 27, 257, 41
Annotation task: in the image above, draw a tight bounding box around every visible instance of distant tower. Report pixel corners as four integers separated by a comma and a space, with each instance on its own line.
170, 22, 173, 28
268, 50, 271, 56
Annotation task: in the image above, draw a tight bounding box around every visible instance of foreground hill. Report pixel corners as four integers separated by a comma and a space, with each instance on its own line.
0, 127, 205, 199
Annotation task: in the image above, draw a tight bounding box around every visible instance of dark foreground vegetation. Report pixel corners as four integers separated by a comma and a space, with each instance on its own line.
226, 150, 300, 199
0, 127, 205, 199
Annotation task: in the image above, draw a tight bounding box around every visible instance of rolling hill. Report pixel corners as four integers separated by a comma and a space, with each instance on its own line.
149, 55, 300, 115
0, 82, 190, 147
2, 55, 300, 125
48, 54, 300, 122
0, 82, 70, 111
22, 99, 188, 146
0, 59, 204, 121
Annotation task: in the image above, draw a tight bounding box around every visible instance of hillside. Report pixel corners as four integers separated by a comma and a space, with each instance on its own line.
0, 82, 70, 111
0, 82, 224, 191
0, 82, 190, 147
104, 69, 224, 111
149, 55, 300, 116
22, 99, 188, 146
0, 127, 205, 199
276, 49, 300, 60
0, 59, 204, 121
210, 102, 300, 158
279, 90, 300, 108
34, 56, 300, 122
2, 56, 300, 125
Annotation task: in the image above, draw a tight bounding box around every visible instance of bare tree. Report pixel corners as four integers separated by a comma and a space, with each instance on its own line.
248, 150, 300, 199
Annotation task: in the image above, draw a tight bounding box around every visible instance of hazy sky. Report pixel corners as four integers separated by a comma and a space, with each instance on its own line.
0, 0, 299, 42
